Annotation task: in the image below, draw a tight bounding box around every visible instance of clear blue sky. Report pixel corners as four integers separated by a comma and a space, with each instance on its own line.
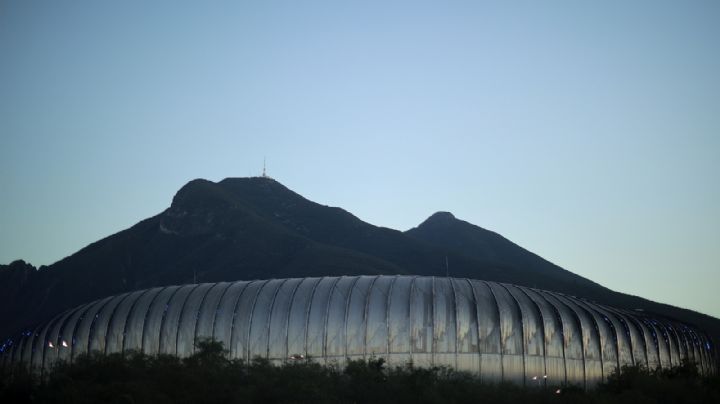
1, 1, 718, 318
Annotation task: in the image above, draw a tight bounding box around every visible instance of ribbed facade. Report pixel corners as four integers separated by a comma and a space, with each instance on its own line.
1, 276, 716, 387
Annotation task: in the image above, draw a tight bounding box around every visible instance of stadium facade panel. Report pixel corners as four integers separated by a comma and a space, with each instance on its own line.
1, 276, 716, 387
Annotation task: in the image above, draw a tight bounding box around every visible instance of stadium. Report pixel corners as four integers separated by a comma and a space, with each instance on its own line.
1, 276, 716, 387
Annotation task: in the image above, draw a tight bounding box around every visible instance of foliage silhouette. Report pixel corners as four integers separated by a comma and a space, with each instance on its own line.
1, 339, 718, 403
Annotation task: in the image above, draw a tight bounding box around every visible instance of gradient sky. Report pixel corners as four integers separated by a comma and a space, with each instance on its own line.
1, 1, 718, 318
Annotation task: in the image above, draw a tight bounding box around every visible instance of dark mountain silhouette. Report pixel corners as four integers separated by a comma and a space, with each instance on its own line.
1, 177, 718, 357
405, 211, 720, 350
406, 211, 592, 285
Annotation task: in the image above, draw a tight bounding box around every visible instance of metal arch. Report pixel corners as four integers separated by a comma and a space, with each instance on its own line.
556, 295, 605, 383
5, 339, 16, 368
676, 324, 694, 364
465, 279, 481, 374
689, 328, 707, 374
12, 328, 26, 366
496, 283, 527, 386
21, 329, 34, 364
11, 333, 25, 367
524, 287, 565, 380
707, 334, 718, 376
260, 278, 294, 360
448, 275, 459, 370
650, 319, 675, 367
620, 311, 656, 369
229, 280, 267, 361
531, 290, 570, 385
39, 309, 73, 376
669, 321, 689, 366
60, 300, 95, 364
384, 275, 399, 358
507, 285, 546, 382
361, 275, 380, 359
321, 276, 343, 362
638, 317, 664, 369
5, 336, 16, 367
0, 338, 10, 368
301, 277, 324, 359
571, 300, 608, 373
384, 275, 414, 361
658, 321, 678, 367
220, 281, 252, 352
8, 338, 18, 367
175, 283, 215, 357
538, 290, 587, 388
552, 294, 589, 389
407, 275, 418, 366
408, 276, 433, 364
430, 276, 437, 366
103, 291, 143, 356
21, 330, 35, 365
256, 278, 298, 359
0, 339, 8, 368
191, 283, 222, 355
606, 309, 637, 366
277, 278, 303, 361
701, 332, 717, 375
143, 286, 183, 354
53, 302, 93, 365
683, 326, 703, 372
700, 332, 715, 375
86, 292, 130, 356
686, 328, 707, 374
474, 279, 504, 380
660, 320, 687, 364
171, 284, 203, 356
513, 286, 549, 387
70, 295, 114, 361
209, 282, 236, 341
242, 279, 273, 361
118, 288, 156, 355
342, 276, 363, 361
1, 338, 12, 369
137, 286, 170, 355
462, 278, 483, 374
16, 335, 26, 365
573, 299, 621, 375
600, 305, 648, 369
177, 284, 216, 357
21, 324, 43, 368
531, 288, 568, 385
583, 303, 630, 368
641, 317, 664, 369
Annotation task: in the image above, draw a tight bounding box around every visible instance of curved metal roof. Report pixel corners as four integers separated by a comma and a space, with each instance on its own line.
1, 276, 716, 387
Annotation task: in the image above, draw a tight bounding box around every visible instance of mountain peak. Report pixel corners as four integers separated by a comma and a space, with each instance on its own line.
169, 177, 291, 209
425, 211, 457, 222
418, 211, 458, 227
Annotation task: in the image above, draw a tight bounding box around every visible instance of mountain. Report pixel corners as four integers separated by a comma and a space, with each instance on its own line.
405, 211, 720, 349
406, 211, 594, 286
1, 177, 718, 353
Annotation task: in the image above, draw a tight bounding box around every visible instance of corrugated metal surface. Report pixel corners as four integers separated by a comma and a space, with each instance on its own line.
1, 275, 716, 386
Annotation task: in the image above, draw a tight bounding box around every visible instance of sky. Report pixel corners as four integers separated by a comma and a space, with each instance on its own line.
1, 1, 718, 318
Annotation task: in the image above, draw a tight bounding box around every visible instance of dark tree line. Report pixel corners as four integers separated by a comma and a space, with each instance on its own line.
2, 340, 718, 404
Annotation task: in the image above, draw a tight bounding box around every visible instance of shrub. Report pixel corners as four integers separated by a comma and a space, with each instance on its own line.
1, 341, 718, 404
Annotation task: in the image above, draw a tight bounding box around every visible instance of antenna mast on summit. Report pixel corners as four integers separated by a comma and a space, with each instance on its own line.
262, 157, 267, 178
